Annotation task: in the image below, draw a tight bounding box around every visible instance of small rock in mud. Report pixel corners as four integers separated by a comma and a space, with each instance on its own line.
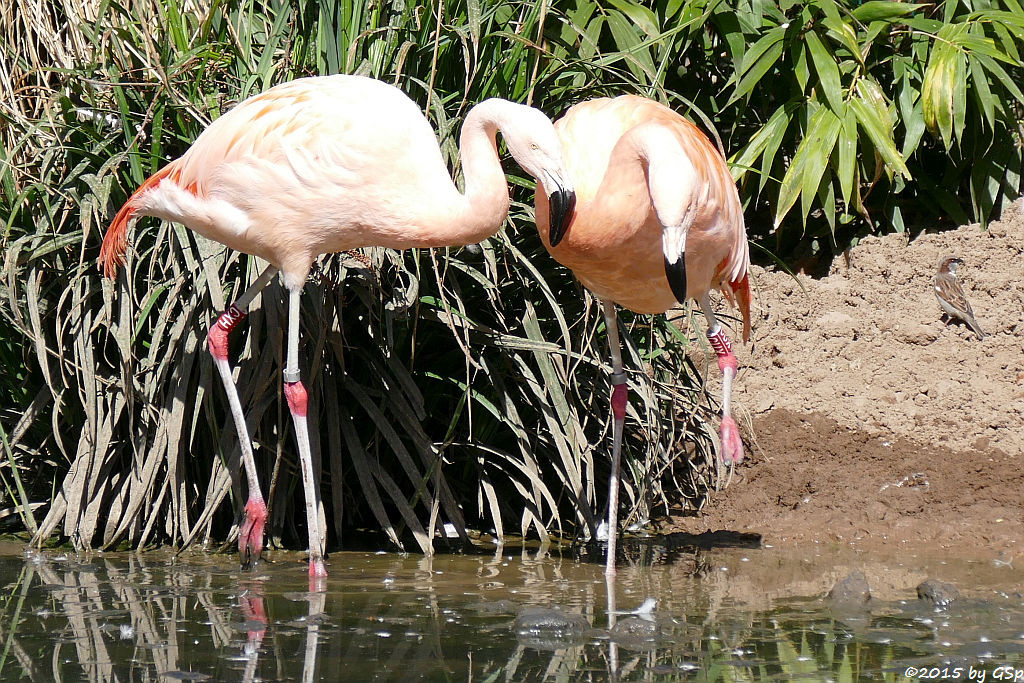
895, 323, 939, 345
513, 607, 589, 650
816, 311, 855, 337
234, 619, 266, 632
468, 599, 518, 614
916, 578, 960, 607
829, 570, 871, 604
609, 616, 661, 649
611, 616, 658, 638
513, 607, 588, 634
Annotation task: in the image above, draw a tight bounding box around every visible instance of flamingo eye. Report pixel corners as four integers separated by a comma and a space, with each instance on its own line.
530, 143, 539, 151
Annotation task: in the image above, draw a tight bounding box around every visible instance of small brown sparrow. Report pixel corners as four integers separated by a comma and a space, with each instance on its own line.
934, 257, 985, 339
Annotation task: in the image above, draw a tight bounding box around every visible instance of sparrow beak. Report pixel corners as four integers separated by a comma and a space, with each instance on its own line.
546, 174, 576, 247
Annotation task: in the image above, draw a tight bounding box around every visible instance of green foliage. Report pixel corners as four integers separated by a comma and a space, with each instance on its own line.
713, 0, 1024, 245
3, 0, 1021, 553
1, 0, 721, 552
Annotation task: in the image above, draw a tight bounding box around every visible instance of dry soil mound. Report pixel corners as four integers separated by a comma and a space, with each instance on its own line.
670, 199, 1024, 553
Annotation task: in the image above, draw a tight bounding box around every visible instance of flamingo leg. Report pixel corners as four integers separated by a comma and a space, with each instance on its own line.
207, 265, 279, 569
282, 287, 328, 581
601, 298, 628, 576
698, 293, 743, 464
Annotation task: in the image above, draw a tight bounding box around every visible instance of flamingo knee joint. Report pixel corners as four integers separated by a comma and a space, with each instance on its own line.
707, 326, 738, 373
208, 305, 248, 361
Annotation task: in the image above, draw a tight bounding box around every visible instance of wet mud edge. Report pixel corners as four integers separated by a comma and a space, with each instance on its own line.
667, 199, 1024, 554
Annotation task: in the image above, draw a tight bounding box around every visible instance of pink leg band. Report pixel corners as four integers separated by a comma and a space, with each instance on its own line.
611, 380, 628, 421
284, 381, 308, 417
207, 304, 247, 361
707, 327, 738, 373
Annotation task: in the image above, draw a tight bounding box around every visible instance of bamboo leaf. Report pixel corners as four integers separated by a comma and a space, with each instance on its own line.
730, 26, 786, 102
837, 107, 858, 212
922, 23, 968, 148
604, 10, 657, 83
972, 53, 1024, 106
851, 2, 928, 23
821, 16, 863, 64
850, 82, 911, 179
897, 73, 926, 158
607, 0, 661, 38
991, 20, 1022, 63
952, 39, 968, 145
774, 106, 842, 228
805, 28, 844, 112
729, 104, 793, 183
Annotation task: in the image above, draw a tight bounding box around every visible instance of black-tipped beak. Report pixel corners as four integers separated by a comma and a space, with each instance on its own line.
548, 187, 576, 247
664, 253, 687, 303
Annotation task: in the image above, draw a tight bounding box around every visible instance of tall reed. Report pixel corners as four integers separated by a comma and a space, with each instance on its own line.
1, 0, 723, 552
5, 0, 1020, 551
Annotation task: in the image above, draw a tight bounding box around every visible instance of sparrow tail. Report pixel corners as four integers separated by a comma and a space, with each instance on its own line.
966, 317, 986, 341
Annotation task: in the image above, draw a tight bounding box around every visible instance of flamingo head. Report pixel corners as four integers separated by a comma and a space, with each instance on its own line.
488, 101, 576, 245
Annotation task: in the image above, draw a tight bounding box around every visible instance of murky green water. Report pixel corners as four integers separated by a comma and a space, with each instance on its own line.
1, 540, 1022, 681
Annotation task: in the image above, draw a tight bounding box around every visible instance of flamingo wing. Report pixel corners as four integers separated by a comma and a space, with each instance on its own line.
100, 76, 454, 279
170, 76, 448, 204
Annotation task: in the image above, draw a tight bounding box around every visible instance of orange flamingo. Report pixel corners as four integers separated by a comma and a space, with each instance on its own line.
101, 74, 575, 580
535, 95, 751, 575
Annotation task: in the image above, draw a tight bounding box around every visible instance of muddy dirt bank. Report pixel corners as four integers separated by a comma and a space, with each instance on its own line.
669, 199, 1024, 554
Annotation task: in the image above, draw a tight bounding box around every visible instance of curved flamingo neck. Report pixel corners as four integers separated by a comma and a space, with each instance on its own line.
448, 101, 513, 241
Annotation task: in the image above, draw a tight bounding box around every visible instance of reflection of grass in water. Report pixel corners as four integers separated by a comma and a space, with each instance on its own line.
0, 565, 31, 678
0, 421, 37, 535
742, 616, 914, 683
4, 550, 1024, 681
4, 553, 269, 680
763, 622, 853, 682
748, 613, 1023, 683
496, 610, 1024, 682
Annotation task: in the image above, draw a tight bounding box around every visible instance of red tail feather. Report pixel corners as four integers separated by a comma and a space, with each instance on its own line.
99, 165, 175, 279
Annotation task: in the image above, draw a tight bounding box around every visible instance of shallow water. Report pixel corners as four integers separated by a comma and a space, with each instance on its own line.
1, 540, 1022, 681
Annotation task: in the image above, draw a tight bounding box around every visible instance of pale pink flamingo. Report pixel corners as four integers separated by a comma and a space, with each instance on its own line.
100, 74, 575, 580
535, 95, 751, 575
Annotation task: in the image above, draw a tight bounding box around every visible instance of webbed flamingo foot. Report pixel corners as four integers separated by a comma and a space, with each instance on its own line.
719, 416, 744, 465
309, 557, 328, 592
239, 498, 268, 570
